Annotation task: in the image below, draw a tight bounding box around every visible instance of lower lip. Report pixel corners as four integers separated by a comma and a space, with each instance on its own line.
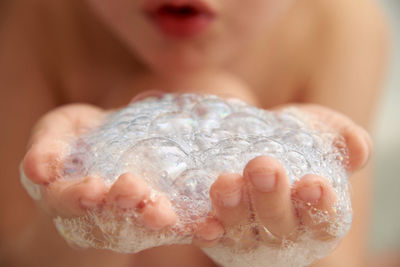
147, 12, 214, 38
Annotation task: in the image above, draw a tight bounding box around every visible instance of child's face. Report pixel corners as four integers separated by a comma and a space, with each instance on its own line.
86, 0, 293, 74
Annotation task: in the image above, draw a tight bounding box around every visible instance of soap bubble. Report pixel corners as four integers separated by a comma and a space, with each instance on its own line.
149, 112, 197, 142
119, 137, 189, 191
172, 169, 213, 222
221, 112, 273, 136
192, 98, 232, 120
31, 93, 352, 267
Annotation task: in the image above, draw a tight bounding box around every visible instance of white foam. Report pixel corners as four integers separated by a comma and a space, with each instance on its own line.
22, 94, 352, 266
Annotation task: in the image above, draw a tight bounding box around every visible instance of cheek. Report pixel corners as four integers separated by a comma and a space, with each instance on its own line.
86, 0, 137, 27
85, 0, 151, 48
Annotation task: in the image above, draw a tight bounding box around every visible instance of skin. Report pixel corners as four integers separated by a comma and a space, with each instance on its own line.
0, 0, 389, 266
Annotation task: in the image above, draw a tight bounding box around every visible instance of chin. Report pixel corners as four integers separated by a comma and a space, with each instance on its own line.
141, 50, 227, 76
154, 59, 220, 76
139, 39, 242, 76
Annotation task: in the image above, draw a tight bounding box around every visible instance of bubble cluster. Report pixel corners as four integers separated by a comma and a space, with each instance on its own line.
29, 94, 353, 266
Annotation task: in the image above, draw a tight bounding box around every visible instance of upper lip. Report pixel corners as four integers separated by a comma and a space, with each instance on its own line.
142, 0, 215, 16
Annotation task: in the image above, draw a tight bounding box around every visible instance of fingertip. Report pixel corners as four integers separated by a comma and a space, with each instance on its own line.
78, 177, 108, 208
210, 173, 243, 208
293, 174, 337, 216
293, 175, 324, 204
244, 156, 282, 175
22, 144, 56, 185
194, 218, 224, 245
108, 173, 151, 209
141, 195, 177, 230
53, 177, 107, 215
294, 175, 339, 241
244, 156, 288, 192
342, 125, 372, 171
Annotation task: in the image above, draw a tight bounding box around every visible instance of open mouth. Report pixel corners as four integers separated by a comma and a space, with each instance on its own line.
157, 4, 202, 18
144, 1, 215, 38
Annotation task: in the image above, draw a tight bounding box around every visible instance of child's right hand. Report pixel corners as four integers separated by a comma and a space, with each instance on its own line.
21, 104, 178, 230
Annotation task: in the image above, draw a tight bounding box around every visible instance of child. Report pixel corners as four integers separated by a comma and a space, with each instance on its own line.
0, 0, 389, 266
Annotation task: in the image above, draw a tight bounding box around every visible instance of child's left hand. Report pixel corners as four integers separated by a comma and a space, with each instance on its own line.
193, 104, 372, 248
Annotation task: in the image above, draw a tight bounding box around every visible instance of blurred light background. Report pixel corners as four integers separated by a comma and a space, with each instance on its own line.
371, 0, 400, 253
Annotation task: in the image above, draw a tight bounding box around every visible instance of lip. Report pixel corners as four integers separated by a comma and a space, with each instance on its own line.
143, 0, 215, 38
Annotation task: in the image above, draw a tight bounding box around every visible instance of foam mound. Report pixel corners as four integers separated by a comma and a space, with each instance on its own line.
21, 94, 353, 267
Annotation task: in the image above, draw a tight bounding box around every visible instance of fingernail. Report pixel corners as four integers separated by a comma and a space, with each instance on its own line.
249, 172, 276, 192
297, 184, 322, 203
219, 190, 241, 208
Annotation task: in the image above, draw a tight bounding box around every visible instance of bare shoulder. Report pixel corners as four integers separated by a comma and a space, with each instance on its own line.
0, 2, 58, 122
0, 1, 58, 110
312, 0, 389, 49
0, 2, 58, 243
297, 3, 389, 266
299, 0, 390, 126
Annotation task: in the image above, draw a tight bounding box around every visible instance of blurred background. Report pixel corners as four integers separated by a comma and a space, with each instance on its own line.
371, 0, 400, 254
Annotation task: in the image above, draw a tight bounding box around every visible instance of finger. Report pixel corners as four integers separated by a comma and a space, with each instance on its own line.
22, 137, 67, 185
22, 104, 104, 185
193, 218, 225, 248
28, 104, 104, 147
141, 195, 177, 230
46, 176, 107, 216
107, 173, 151, 209
273, 104, 372, 172
339, 124, 372, 171
244, 156, 298, 238
293, 174, 338, 241
209, 173, 248, 228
